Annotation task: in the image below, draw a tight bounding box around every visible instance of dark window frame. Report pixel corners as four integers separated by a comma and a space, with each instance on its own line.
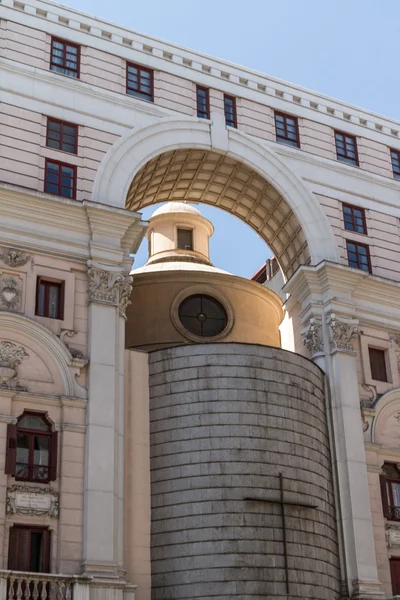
44, 158, 77, 199
381, 464, 400, 522
50, 37, 80, 79
390, 148, 400, 181
369, 347, 388, 382
224, 94, 237, 128
391, 557, 400, 596
177, 228, 193, 251
196, 85, 210, 120
126, 62, 154, 102
335, 130, 359, 166
274, 111, 300, 148
35, 276, 65, 320
342, 203, 367, 235
46, 118, 78, 154
6, 411, 58, 484
346, 240, 371, 273
8, 525, 51, 573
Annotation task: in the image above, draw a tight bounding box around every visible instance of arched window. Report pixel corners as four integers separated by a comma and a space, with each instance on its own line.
5, 412, 58, 483
380, 463, 400, 520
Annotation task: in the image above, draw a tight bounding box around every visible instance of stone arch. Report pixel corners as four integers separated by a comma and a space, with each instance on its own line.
0, 312, 84, 398
92, 118, 339, 279
372, 388, 400, 447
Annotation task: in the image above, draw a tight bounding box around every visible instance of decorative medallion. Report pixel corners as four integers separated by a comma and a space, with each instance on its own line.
0, 248, 33, 268
327, 314, 360, 353
0, 340, 28, 389
0, 276, 22, 311
6, 485, 59, 518
302, 318, 323, 356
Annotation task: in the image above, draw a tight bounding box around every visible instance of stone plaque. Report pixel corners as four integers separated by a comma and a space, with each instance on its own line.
6, 485, 59, 518
387, 526, 400, 548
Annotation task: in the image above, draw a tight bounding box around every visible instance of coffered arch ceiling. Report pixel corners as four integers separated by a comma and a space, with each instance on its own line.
125, 148, 309, 279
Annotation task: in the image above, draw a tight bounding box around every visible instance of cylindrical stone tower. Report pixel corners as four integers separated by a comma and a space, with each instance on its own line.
149, 343, 341, 600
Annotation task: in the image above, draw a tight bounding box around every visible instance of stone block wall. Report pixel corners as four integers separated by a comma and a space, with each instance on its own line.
149, 343, 341, 600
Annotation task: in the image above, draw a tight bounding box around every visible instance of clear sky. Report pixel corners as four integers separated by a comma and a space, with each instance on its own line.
62, 0, 400, 277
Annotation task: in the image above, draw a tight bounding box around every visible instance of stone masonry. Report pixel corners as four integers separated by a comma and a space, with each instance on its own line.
149, 343, 341, 600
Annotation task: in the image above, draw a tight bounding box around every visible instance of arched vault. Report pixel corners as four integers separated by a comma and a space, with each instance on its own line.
92, 118, 339, 279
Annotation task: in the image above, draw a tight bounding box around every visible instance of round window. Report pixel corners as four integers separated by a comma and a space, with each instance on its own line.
178, 294, 228, 337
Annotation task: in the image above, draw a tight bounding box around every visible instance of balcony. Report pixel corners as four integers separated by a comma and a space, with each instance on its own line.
389, 505, 400, 521
0, 571, 91, 600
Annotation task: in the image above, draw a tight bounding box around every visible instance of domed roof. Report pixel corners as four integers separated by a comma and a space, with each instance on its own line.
151, 201, 202, 218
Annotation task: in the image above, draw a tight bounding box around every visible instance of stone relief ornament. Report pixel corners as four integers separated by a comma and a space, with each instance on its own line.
0, 247, 33, 268
361, 384, 377, 409
88, 266, 132, 318
386, 524, 400, 548
6, 485, 59, 518
59, 330, 85, 360
302, 318, 323, 356
0, 276, 22, 311
0, 340, 28, 389
327, 313, 360, 353
389, 334, 400, 371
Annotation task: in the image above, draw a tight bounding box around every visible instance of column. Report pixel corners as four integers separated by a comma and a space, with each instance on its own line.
82, 262, 132, 581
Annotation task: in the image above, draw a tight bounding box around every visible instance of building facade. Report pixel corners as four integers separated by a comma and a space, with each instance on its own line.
1, 0, 400, 597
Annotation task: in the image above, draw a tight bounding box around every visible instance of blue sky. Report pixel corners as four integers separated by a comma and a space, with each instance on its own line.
64, 0, 400, 277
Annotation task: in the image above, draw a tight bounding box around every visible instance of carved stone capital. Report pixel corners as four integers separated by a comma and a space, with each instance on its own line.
88, 265, 132, 318
302, 318, 324, 357
0, 341, 28, 389
327, 313, 360, 354
0, 247, 33, 268
0, 276, 22, 312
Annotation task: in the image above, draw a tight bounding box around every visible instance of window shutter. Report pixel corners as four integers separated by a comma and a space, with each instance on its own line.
5, 424, 17, 476
8, 527, 30, 571
380, 473, 390, 518
49, 430, 58, 482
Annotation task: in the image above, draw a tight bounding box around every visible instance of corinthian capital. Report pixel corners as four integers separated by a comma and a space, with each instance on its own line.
88, 264, 132, 317
302, 318, 324, 357
327, 313, 360, 354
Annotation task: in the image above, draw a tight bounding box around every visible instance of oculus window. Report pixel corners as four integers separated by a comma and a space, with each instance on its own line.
178, 294, 228, 337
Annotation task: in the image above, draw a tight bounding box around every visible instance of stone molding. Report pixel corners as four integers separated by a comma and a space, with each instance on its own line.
0, 276, 22, 312
88, 265, 132, 318
6, 485, 59, 519
302, 317, 324, 357
0, 247, 33, 269
327, 313, 360, 354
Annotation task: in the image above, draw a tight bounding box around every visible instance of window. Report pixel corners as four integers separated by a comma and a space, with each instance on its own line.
369, 348, 387, 382
36, 277, 64, 320
8, 526, 50, 573
5, 412, 58, 483
46, 118, 78, 154
126, 63, 153, 102
178, 294, 228, 337
44, 159, 76, 199
380, 463, 400, 521
390, 558, 400, 596
390, 149, 400, 180
335, 131, 359, 166
275, 112, 300, 147
342, 204, 367, 234
346, 241, 371, 272
50, 37, 80, 78
196, 86, 210, 119
224, 95, 237, 128
177, 228, 193, 250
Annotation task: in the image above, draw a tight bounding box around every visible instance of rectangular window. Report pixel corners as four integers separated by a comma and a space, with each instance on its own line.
46, 118, 78, 154
342, 203, 367, 234
126, 63, 153, 102
224, 95, 237, 128
391, 149, 400, 180
369, 348, 387, 382
36, 277, 64, 320
44, 159, 76, 199
335, 131, 359, 166
196, 86, 210, 119
346, 240, 371, 272
275, 112, 300, 148
177, 228, 193, 250
8, 526, 50, 573
391, 558, 400, 595
50, 37, 80, 78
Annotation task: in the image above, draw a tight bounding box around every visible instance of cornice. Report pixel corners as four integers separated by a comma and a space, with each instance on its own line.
3, 0, 400, 145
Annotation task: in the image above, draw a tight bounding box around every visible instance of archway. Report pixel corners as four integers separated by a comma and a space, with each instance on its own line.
92, 118, 339, 280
